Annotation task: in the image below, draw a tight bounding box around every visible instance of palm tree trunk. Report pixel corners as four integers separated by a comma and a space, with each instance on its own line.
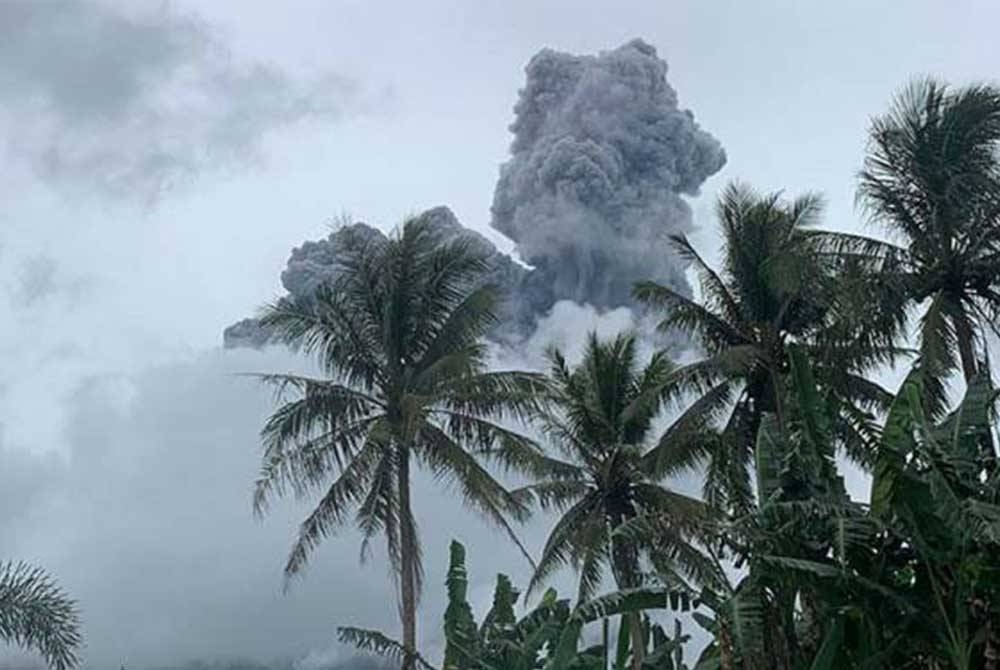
611, 528, 644, 670
398, 446, 418, 670
603, 617, 610, 670
718, 621, 735, 670
628, 612, 645, 670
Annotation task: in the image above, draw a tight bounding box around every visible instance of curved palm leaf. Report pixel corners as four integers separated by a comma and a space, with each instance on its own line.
0, 562, 81, 670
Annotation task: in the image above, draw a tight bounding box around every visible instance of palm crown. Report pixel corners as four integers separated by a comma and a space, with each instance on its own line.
253, 214, 549, 667
520, 332, 706, 603
634, 183, 890, 512
853, 79, 1000, 402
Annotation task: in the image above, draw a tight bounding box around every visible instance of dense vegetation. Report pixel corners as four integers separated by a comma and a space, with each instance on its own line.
252, 78, 1000, 669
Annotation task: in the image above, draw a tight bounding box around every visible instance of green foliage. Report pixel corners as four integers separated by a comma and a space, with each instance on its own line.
0, 562, 81, 670
340, 541, 693, 670
634, 183, 893, 514
263, 76, 1000, 670
519, 332, 708, 608
254, 214, 549, 580
855, 78, 1000, 393
443, 541, 479, 669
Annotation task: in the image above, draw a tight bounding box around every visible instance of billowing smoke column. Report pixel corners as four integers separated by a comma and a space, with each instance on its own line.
223, 207, 543, 346
224, 39, 725, 348
490, 38, 726, 308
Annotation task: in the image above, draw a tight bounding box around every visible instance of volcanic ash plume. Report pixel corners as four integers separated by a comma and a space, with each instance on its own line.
223, 207, 541, 347
224, 39, 725, 349
490, 38, 726, 308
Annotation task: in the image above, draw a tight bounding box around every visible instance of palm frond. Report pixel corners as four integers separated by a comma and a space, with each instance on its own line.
916, 291, 958, 419
411, 284, 500, 385
669, 233, 744, 327
528, 494, 602, 597
633, 281, 749, 349
253, 415, 385, 513
437, 370, 551, 423
337, 626, 439, 670
260, 287, 385, 390
643, 381, 732, 479
417, 424, 537, 569
0, 562, 81, 670
356, 449, 399, 566
282, 435, 388, 582
512, 479, 590, 512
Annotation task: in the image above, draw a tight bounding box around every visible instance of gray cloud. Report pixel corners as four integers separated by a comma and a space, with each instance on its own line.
0, 1, 362, 201
0, 426, 65, 536
491, 38, 726, 307
12, 255, 91, 309
14, 256, 58, 308
0, 348, 556, 669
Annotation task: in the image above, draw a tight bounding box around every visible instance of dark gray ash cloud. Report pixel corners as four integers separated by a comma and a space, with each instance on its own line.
224, 40, 724, 348
224, 207, 548, 347
0, 1, 361, 201
491, 38, 726, 308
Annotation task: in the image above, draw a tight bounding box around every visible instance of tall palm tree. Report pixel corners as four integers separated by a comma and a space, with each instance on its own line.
252, 215, 549, 669
0, 562, 81, 670
634, 182, 892, 513
852, 78, 1000, 401
517, 332, 708, 669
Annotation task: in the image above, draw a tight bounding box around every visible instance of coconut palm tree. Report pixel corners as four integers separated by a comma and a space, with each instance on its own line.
252, 215, 549, 669
634, 182, 893, 513
851, 78, 1000, 401
0, 562, 81, 670
517, 332, 709, 669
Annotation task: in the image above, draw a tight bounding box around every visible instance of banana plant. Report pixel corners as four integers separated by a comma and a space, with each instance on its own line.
339, 540, 581, 670
707, 354, 1000, 669
340, 540, 692, 670
608, 616, 691, 670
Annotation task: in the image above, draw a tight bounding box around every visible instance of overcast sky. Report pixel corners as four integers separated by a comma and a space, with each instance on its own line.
1, 1, 998, 668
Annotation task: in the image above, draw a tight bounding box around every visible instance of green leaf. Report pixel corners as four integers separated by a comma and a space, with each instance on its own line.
755, 413, 785, 503
809, 616, 845, 670
871, 372, 922, 517
443, 541, 479, 669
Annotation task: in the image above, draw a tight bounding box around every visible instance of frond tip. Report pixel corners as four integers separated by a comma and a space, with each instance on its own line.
0, 562, 82, 670
337, 626, 439, 670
